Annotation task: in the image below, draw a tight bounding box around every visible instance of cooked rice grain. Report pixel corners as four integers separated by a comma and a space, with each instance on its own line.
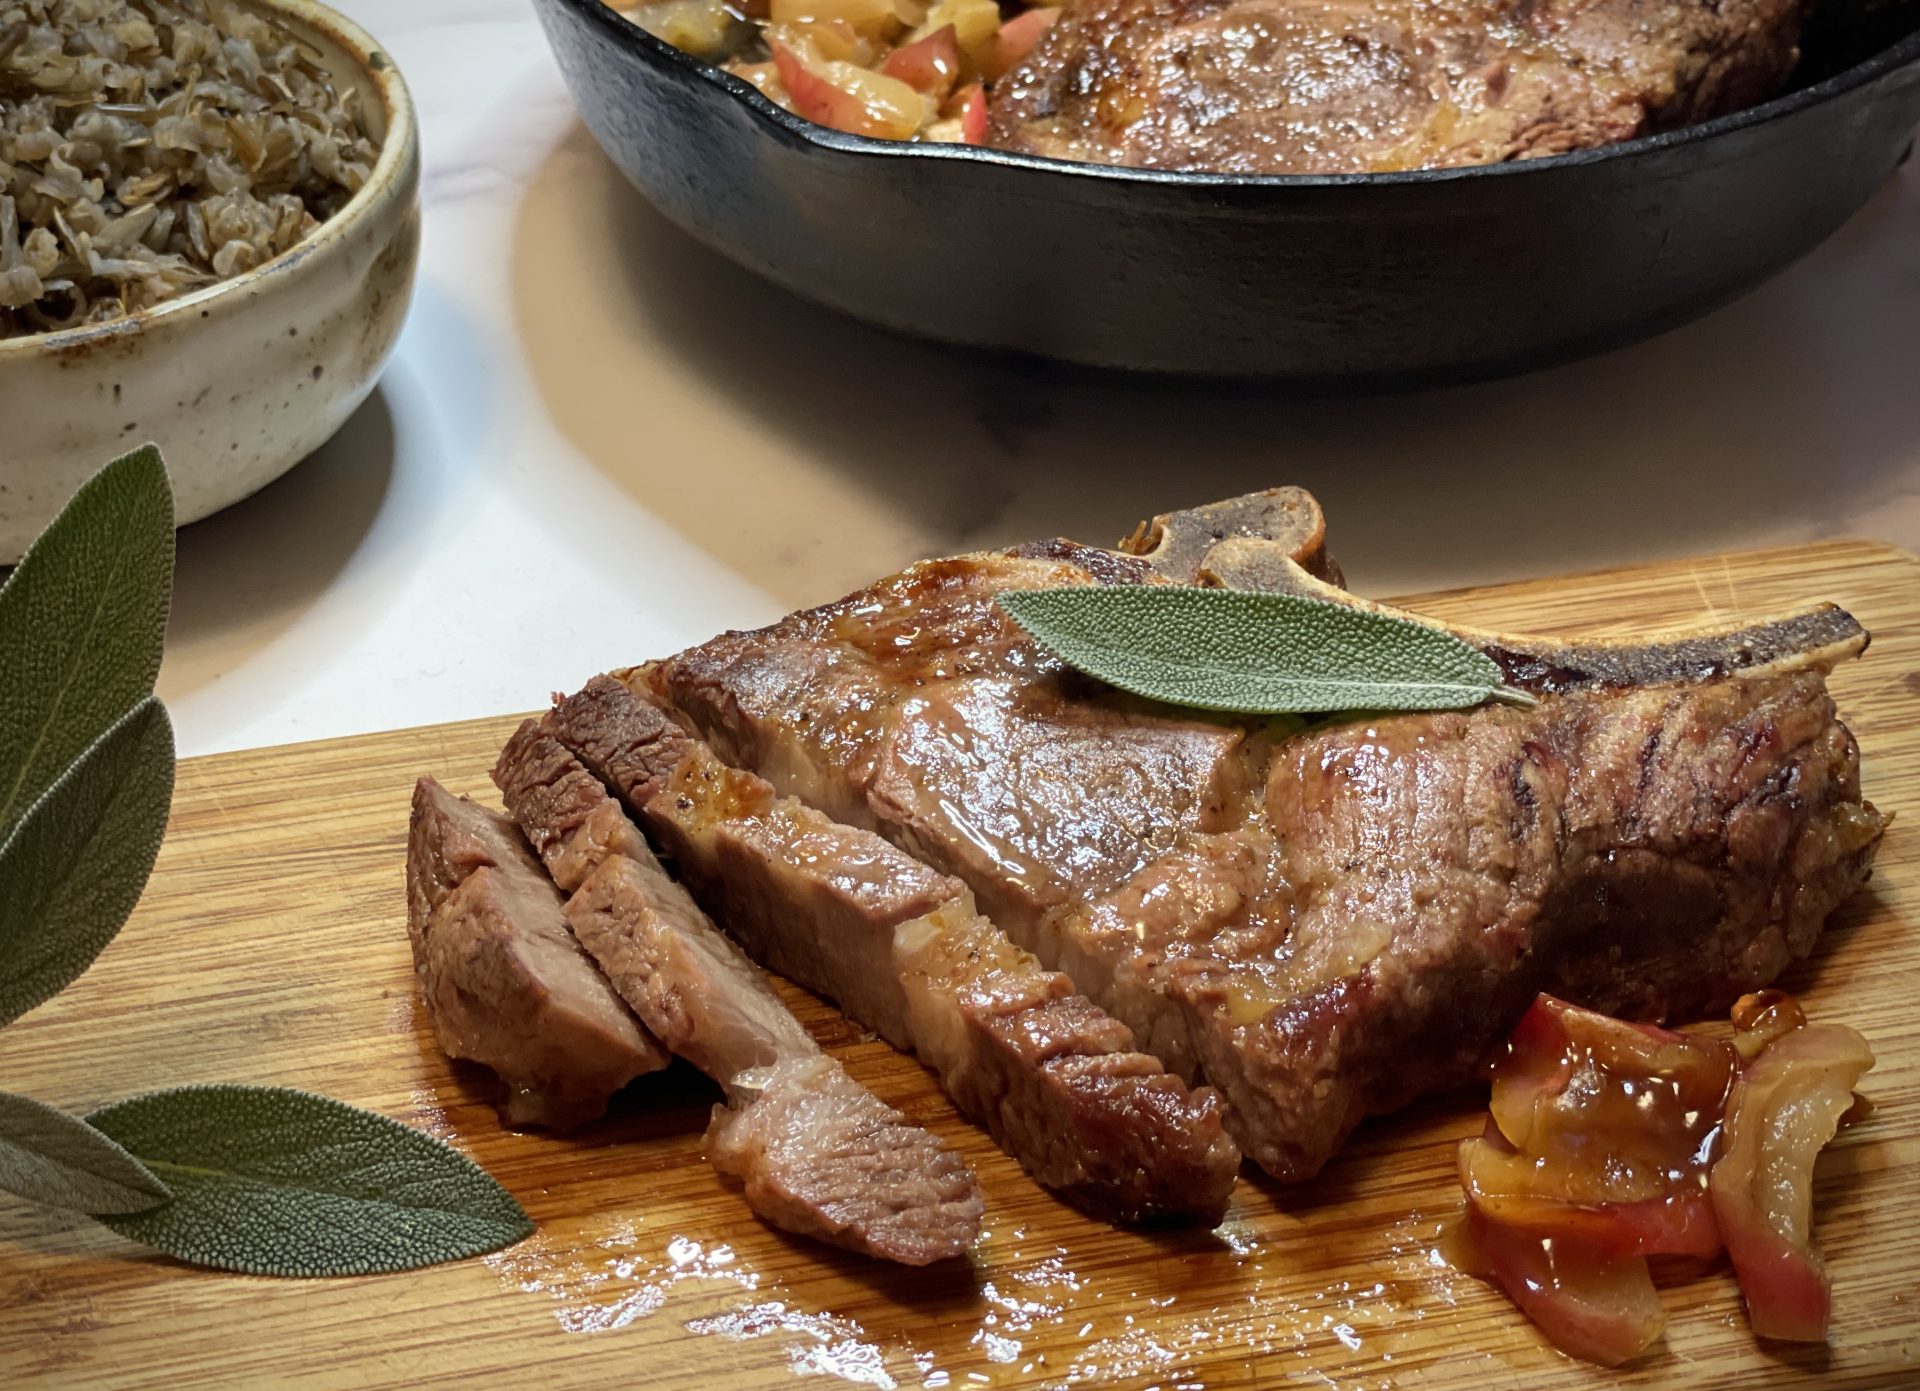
0, 0, 377, 338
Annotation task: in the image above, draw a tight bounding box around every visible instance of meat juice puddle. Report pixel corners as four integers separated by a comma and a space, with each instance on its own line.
480, 1204, 1480, 1389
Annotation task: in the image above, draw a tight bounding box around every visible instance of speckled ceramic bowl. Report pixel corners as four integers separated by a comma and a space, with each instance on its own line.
0, 0, 420, 564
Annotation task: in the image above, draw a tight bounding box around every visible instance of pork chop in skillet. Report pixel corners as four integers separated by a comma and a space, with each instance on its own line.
989, 0, 1815, 172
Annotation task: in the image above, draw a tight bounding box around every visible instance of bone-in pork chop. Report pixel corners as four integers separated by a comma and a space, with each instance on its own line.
638, 490, 1886, 1181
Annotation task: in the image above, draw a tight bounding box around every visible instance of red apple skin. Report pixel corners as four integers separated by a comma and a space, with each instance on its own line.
956, 83, 987, 145
1459, 1206, 1668, 1367
1710, 1022, 1873, 1343
881, 24, 960, 100
980, 6, 1058, 82
773, 42, 862, 132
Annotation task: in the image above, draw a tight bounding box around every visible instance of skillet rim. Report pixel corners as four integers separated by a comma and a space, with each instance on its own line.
547, 0, 1920, 188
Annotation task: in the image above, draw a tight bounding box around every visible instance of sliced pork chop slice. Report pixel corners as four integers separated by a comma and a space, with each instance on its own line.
540, 675, 1241, 1226
637, 492, 1887, 1182
403, 778, 667, 1129
566, 859, 985, 1264
492, 724, 983, 1265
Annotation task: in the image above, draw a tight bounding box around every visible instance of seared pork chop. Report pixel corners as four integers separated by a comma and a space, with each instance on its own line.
492, 724, 984, 1264
989, 0, 1812, 173
403, 779, 666, 1128
637, 493, 1887, 1181
541, 675, 1241, 1225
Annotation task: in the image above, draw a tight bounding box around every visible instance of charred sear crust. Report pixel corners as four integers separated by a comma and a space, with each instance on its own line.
986, 0, 1815, 175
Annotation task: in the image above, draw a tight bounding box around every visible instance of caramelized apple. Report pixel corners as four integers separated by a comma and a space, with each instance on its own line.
1710, 1004, 1874, 1341
771, 39, 929, 139
1449, 1205, 1667, 1367
881, 23, 961, 100
1467, 995, 1735, 1259
903, 0, 1000, 70
978, 6, 1058, 82
1449, 991, 1873, 1362
769, 0, 911, 43
956, 82, 986, 144
922, 82, 986, 144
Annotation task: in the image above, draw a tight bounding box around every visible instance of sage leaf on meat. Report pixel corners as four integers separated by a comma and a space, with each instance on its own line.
0, 697, 175, 1028
0, 1090, 171, 1215
0, 445, 172, 848
996, 586, 1526, 715
88, 1086, 534, 1276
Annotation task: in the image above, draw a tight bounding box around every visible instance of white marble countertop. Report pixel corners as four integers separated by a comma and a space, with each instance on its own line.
156, 0, 1920, 758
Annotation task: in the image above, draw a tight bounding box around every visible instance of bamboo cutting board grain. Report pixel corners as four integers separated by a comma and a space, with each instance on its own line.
3, 540, 1917, 1391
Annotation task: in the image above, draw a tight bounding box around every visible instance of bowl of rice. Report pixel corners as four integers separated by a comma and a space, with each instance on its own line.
0, 0, 419, 562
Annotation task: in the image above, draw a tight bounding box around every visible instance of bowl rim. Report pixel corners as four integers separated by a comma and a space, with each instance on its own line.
0, 0, 418, 360
554, 0, 1920, 188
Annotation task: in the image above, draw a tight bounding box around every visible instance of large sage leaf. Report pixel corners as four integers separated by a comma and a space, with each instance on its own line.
0, 445, 172, 848
996, 586, 1520, 715
0, 698, 175, 1028
90, 1086, 534, 1276
0, 1090, 170, 1214
0, 447, 532, 1279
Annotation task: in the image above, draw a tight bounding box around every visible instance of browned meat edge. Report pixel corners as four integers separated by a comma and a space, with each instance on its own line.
492, 723, 984, 1265
540, 674, 1242, 1226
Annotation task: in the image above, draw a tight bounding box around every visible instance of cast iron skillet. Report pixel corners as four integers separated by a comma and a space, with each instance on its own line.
534, 0, 1920, 381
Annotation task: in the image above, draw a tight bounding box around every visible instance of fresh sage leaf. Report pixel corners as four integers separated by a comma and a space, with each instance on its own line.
996, 586, 1523, 715
89, 1085, 534, 1276
0, 449, 530, 1278
0, 445, 173, 848
0, 1090, 171, 1215
0, 698, 175, 1028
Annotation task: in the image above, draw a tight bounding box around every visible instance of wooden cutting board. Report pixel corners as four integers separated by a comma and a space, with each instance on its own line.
3, 540, 1917, 1391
